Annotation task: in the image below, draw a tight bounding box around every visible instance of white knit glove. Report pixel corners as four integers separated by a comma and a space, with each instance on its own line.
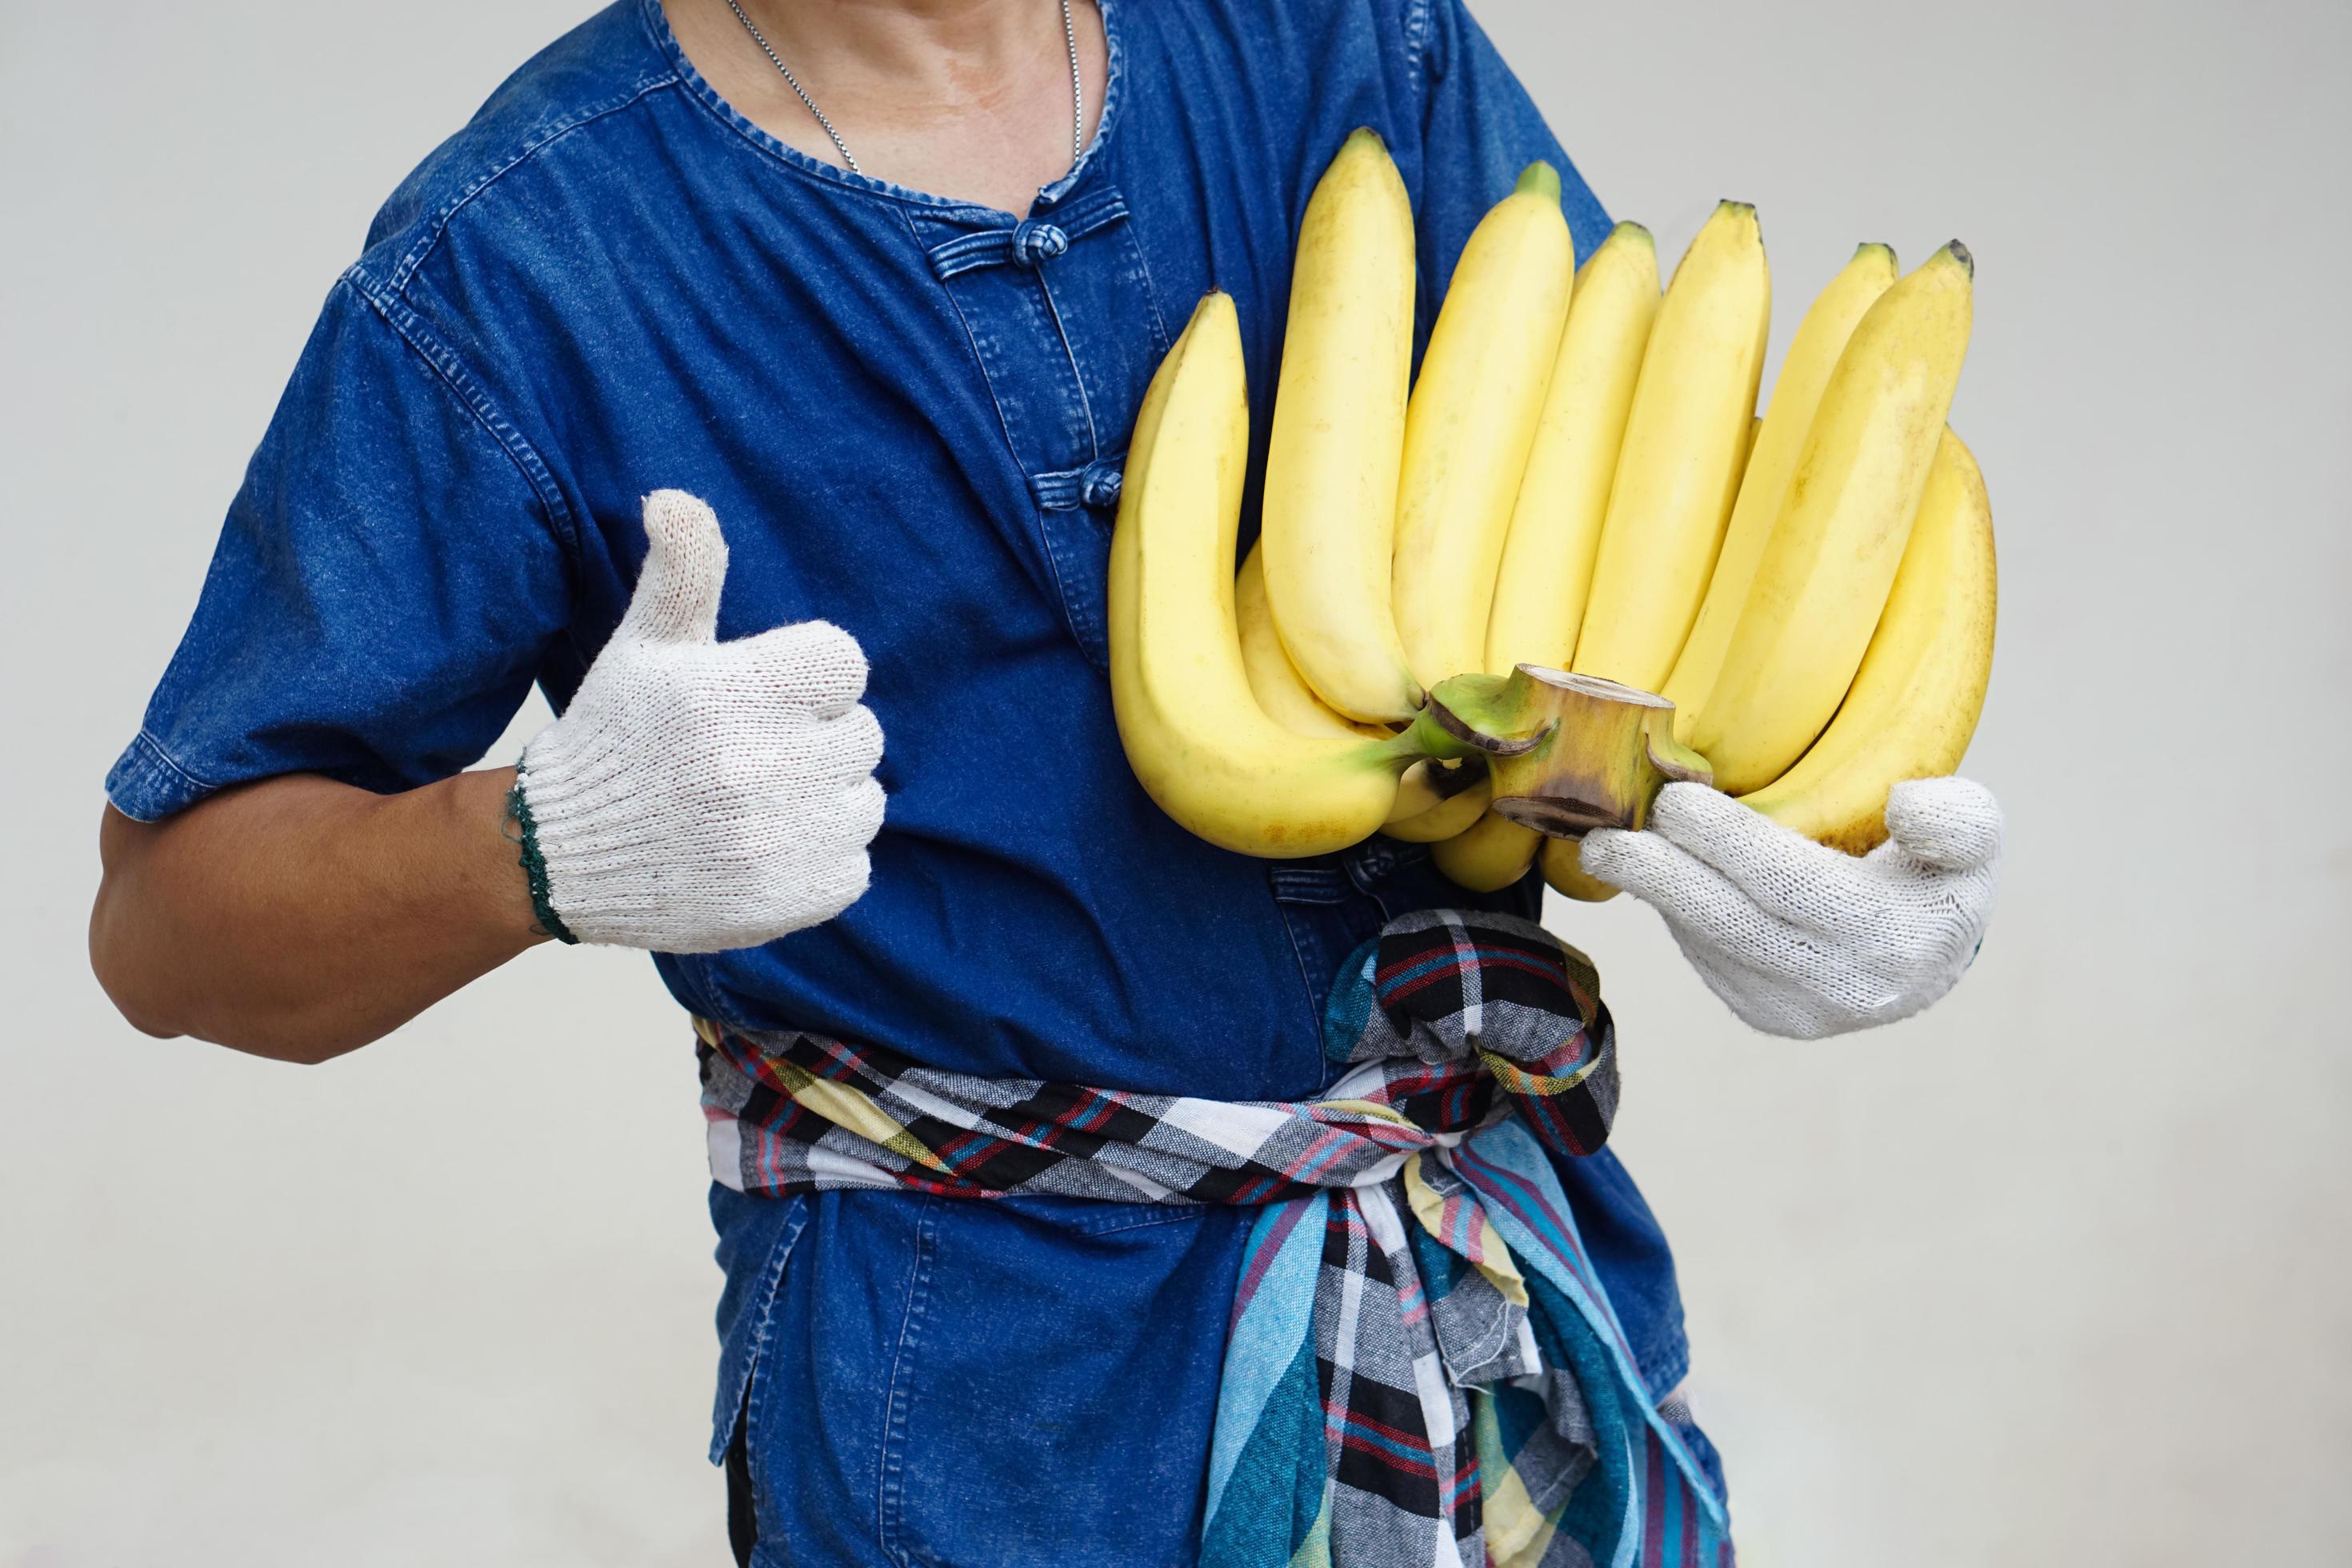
1577, 778, 2001, 1039
514, 490, 885, 953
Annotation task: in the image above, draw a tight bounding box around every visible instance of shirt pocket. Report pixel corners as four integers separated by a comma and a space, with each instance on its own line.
884, 1197, 1243, 1568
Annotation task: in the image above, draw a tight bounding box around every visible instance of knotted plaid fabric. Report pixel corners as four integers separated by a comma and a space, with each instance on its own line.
696, 910, 1731, 1566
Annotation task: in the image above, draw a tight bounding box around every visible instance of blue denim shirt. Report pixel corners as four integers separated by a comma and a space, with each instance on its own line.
110, 2, 1705, 1554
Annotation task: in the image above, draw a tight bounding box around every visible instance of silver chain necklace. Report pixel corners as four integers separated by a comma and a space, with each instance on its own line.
723, 0, 1086, 180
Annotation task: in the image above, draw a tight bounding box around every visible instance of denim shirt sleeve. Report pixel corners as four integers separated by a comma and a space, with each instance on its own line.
1410, 0, 1614, 305
106, 275, 576, 822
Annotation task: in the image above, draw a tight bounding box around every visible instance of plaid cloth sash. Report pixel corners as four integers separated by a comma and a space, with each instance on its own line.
696, 910, 1731, 1566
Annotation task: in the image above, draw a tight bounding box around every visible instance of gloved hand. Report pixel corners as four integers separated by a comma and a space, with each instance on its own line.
514, 490, 885, 953
1577, 778, 2001, 1039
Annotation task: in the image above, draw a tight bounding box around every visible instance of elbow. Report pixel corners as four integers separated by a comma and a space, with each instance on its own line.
101, 990, 185, 1045
90, 805, 182, 1040
210, 1013, 382, 1066
213, 1027, 371, 1068
89, 875, 183, 1042
88, 862, 366, 1067
90, 938, 351, 1066
90, 934, 363, 1065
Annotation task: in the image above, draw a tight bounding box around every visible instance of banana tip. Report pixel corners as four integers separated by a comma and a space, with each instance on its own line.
1945, 238, 1975, 277
1515, 161, 1562, 203
1614, 219, 1654, 246
1344, 126, 1387, 150
1709, 200, 1762, 242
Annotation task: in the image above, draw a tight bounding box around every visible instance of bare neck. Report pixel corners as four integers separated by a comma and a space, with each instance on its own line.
665, 0, 1106, 216
730, 0, 1057, 80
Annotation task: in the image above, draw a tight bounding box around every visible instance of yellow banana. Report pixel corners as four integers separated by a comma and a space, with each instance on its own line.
1238, 541, 1476, 836
1261, 130, 1423, 722
1108, 293, 1417, 858
1741, 428, 1995, 853
1539, 837, 1620, 903
1388, 759, 1460, 819
1665, 242, 1898, 742
1237, 540, 1387, 742
1431, 809, 1542, 892
1692, 242, 1976, 793
1483, 222, 1661, 678
1571, 201, 1770, 692
1380, 766, 1493, 843
1391, 163, 1574, 692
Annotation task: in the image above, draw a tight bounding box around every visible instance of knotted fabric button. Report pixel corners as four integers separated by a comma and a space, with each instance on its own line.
1079, 462, 1123, 509
1010, 220, 1070, 266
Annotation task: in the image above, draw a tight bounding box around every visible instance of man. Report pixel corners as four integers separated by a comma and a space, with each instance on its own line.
90, 0, 1998, 1559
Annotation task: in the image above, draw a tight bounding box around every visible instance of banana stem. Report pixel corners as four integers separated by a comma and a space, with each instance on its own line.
1419, 673, 1544, 754
1383, 718, 1477, 766
1423, 665, 1716, 837
1395, 678, 1546, 765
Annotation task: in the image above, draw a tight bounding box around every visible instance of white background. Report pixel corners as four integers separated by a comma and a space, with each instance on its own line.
2, 2, 2346, 1563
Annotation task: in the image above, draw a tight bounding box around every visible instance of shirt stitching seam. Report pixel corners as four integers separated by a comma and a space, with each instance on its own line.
1033, 268, 1100, 458
338, 267, 583, 561
129, 728, 218, 796
1273, 891, 1337, 1040
897, 203, 1084, 629
1404, 0, 1436, 95
896, 206, 1019, 458
728, 1196, 808, 1473
903, 214, 1098, 658
385, 73, 682, 294
640, 0, 1127, 218
1077, 1206, 1211, 1236
642, 0, 998, 215
875, 1196, 938, 1565
1109, 212, 1174, 361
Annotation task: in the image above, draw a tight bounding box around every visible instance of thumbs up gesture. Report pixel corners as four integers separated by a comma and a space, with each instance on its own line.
514, 490, 885, 953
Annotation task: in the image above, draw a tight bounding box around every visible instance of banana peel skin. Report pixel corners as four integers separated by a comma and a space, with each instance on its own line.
1109, 141, 1993, 871
1107, 292, 1497, 859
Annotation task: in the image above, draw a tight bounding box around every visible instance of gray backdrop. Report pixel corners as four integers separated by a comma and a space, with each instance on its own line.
2, 2, 2346, 1563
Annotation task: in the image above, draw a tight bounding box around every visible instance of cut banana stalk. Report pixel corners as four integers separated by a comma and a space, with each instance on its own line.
1427, 666, 1711, 837
1741, 427, 1995, 853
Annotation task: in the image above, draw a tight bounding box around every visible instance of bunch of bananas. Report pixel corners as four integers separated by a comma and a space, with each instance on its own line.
1108, 131, 1996, 894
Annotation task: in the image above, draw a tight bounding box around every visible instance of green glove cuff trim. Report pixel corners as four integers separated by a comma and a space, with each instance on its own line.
506, 778, 579, 946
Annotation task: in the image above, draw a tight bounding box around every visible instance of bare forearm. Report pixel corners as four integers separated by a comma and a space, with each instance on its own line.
90, 768, 547, 1062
